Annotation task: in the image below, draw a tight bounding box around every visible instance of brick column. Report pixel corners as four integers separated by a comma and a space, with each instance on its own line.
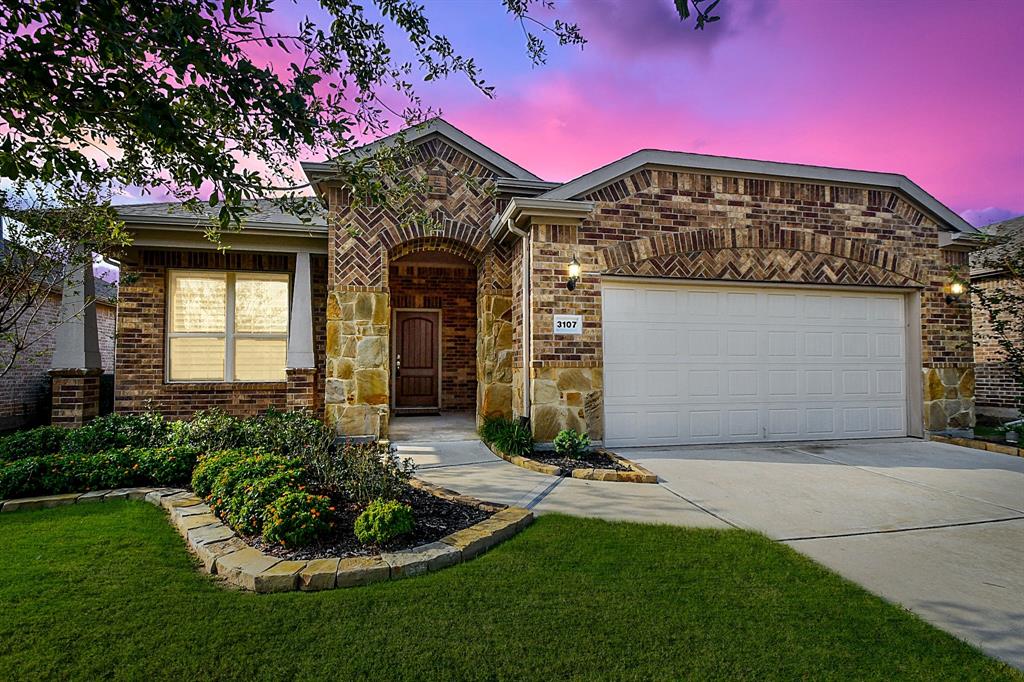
49, 253, 103, 427
286, 368, 317, 411
49, 368, 103, 427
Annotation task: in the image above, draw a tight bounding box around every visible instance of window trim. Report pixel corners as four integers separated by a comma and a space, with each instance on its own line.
165, 269, 290, 384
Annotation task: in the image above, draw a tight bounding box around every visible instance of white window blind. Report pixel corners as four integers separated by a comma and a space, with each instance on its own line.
167, 270, 289, 382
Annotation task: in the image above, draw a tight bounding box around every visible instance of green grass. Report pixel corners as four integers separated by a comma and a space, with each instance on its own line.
0, 503, 1018, 681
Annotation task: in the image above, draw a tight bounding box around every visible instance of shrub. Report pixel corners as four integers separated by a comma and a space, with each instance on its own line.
0, 426, 68, 462
133, 446, 200, 486
170, 408, 334, 460
60, 412, 169, 455
206, 452, 301, 534
0, 457, 48, 499
168, 409, 244, 452
553, 429, 590, 459
262, 491, 333, 548
353, 498, 414, 545
191, 449, 255, 498
337, 441, 414, 505
479, 416, 533, 457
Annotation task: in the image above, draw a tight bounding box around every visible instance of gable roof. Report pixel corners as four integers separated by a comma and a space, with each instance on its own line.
301, 118, 541, 183
540, 149, 978, 234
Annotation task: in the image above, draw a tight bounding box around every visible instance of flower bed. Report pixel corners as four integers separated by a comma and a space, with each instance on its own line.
479, 417, 658, 483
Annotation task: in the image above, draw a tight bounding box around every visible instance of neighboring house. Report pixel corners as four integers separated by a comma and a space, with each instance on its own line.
970, 215, 1023, 418
49, 118, 983, 445
0, 270, 116, 431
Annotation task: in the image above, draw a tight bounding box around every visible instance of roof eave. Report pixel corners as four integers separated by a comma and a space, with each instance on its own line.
489, 197, 595, 244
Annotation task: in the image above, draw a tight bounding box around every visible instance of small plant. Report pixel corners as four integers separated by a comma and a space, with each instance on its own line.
480, 416, 533, 457
191, 448, 257, 498
206, 452, 301, 534
353, 498, 414, 545
0, 426, 68, 462
553, 429, 590, 459
337, 441, 415, 505
262, 491, 333, 548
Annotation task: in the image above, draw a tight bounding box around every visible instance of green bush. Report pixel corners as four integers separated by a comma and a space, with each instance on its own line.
168, 409, 243, 453
191, 449, 255, 498
206, 452, 301, 535
553, 429, 590, 459
0, 426, 68, 462
336, 441, 414, 506
479, 416, 533, 457
170, 408, 333, 459
60, 412, 169, 455
353, 498, 414, 546
262, 491, 333, 548
0, 446, 200, 499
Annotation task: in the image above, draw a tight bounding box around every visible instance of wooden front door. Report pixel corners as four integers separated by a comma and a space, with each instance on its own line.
394, 310, 440, 409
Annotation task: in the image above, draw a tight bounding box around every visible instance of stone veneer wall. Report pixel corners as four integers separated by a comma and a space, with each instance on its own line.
971, 277, 1023, 415
519, 169, 974, 440
477, 291, 514, 421
325, 138, 513, 437
115, 249, 328, 420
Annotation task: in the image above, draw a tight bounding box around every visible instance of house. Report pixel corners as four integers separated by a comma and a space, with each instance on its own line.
47, 119, 983, 445
0, 245, 116, 431
970, 215, 1023, 418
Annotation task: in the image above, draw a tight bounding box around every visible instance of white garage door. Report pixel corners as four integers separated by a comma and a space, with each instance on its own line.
602, 281, 909, 447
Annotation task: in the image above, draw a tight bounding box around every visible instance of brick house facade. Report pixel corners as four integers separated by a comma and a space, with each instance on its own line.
94, 119, 981, 445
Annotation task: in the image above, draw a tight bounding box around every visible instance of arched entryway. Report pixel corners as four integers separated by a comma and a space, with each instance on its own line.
388, 250, 478, 416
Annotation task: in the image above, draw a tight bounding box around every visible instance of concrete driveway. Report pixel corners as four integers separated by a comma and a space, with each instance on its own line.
393, 420, 1024, 670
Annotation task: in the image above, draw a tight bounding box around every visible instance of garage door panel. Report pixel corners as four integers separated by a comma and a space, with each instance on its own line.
602, 282, 909, 446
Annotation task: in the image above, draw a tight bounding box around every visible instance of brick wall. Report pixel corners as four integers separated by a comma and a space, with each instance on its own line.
388, 261, 477, 410
115, 249, 327, 420
972, 276, 1023, 413
0, 292, 115, 431
517, 168, 975, 438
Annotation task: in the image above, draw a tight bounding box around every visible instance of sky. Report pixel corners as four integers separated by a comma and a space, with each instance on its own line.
292, 0, 1021, 227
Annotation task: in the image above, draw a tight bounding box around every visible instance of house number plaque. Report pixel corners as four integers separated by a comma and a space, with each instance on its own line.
553, 314, 583, 335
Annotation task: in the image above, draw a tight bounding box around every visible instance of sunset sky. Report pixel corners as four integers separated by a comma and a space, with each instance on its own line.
309, 0, 1022, 227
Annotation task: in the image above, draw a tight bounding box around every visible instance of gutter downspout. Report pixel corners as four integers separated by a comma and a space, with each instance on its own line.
507, 218, 532, 422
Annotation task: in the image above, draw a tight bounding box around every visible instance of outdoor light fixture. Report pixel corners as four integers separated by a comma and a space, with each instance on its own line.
946, 280, 966, 304
566, 254, 582, 291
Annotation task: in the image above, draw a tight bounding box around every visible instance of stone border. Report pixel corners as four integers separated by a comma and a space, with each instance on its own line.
0, 484, 533, 593
930, 434, 1023, 458
484, 442, 657, 483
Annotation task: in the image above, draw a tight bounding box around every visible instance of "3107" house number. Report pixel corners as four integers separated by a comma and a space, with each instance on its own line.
553, 314, 583, 335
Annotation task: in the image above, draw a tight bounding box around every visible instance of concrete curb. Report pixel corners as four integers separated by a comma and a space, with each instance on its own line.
0, 484, 533, 594
484, 441, 658, 483
929, 434, 1023, 458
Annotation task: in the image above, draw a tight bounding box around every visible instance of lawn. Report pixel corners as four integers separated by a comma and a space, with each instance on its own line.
0, 502, 1018, 681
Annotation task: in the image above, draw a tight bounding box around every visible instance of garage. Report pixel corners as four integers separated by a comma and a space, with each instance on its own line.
602, 280, 912, 447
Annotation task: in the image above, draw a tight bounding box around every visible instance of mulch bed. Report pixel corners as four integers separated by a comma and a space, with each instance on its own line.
527, 450, 631, 473
250, 487, 492, 561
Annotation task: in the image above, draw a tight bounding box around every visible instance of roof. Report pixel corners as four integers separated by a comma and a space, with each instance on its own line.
301, 118, 542, 184
115, 198, 326, 233
540, 149, 978, 234
971, 215, 1024, 278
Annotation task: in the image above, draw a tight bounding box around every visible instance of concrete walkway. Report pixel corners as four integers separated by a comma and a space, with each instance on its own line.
392, 417, 1024, 670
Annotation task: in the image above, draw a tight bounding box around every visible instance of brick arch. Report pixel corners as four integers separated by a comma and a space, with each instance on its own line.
379, 211, 491, 264
385, 235, 485, 268
598, 226, 926, 285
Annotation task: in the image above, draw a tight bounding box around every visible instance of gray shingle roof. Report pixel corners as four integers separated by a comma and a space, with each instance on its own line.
115, 198, 326, 230
971, 215, 1024, 277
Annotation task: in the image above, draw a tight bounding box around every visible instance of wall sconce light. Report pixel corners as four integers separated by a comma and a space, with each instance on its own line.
945, 280, 965, 305
566, 254, 582, 291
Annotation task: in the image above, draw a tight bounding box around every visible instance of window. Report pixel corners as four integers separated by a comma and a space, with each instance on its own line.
167, 270, 289, 382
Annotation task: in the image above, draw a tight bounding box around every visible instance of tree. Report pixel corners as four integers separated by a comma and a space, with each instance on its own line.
968, 224, 1024, 421
0, 0, 718, 374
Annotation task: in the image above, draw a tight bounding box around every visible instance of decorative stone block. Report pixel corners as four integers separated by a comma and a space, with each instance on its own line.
336, 556, 390, 587
299, 558, 340, 591
1, 493, 81, 512
196, 537, 247, 574
216, 548, 283, 590
382, 542, 460, 579
253, 561, 306, 593
78, 490, 111, 503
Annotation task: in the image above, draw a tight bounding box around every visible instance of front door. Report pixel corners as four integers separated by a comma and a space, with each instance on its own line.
394, 310, 440, 410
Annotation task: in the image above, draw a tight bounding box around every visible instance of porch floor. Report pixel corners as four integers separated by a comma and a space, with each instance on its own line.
389, 411, 477, 443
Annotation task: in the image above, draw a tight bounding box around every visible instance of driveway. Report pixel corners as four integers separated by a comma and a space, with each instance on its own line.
394, 424, 1024, 670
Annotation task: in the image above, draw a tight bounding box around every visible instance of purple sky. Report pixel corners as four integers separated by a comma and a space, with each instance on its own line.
346, 0, 1022, 227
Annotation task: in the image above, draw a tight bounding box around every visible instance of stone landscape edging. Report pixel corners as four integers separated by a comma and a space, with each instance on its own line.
929, 434, 1023, 458
0, 483, 533, 593
484, 442, 658, 483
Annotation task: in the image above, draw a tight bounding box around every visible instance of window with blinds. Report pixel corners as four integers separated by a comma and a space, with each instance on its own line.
167, 270, 289, 382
